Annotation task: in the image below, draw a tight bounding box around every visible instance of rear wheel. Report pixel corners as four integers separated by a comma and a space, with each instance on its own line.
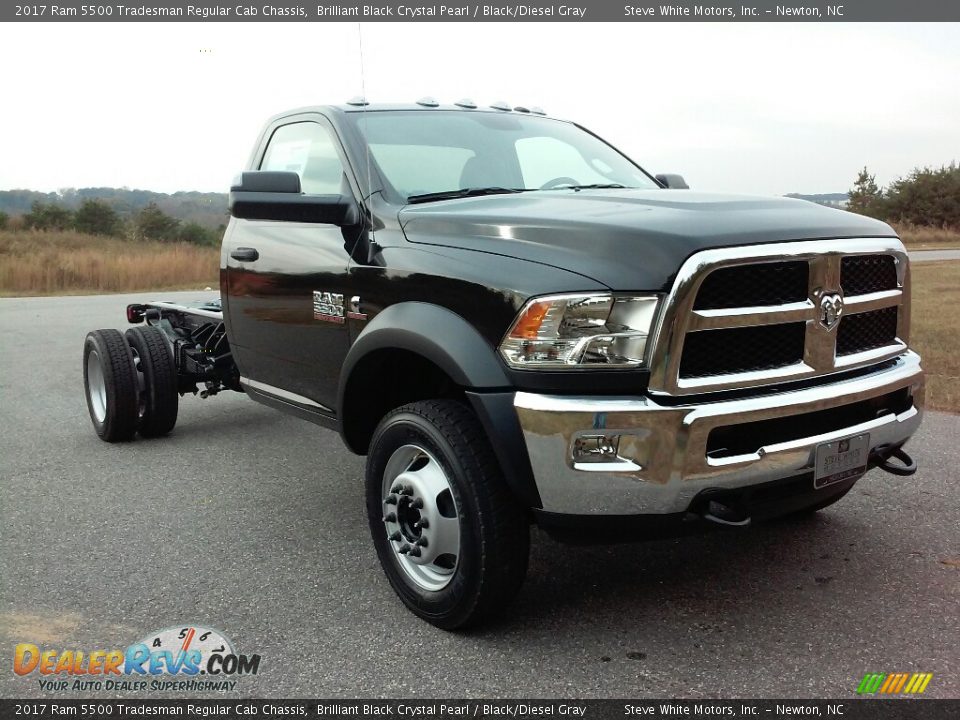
83, 329, 139, 442
125, 326, 178, 437
366, 400, 529, 630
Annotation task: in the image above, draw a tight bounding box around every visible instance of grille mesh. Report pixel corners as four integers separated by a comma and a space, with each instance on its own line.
679, 323, 806, 378
694, 261, 809, 310
836, 307, 899, 356
841, 255, 898, 296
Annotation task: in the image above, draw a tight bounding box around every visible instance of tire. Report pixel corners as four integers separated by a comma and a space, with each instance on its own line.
125, 326, 179, 438
365, 399, 529, 630
83, 329, 139, 442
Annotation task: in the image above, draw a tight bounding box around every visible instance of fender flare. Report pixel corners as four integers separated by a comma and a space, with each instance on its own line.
337, 303, 542, 508
338, 302, 510, 418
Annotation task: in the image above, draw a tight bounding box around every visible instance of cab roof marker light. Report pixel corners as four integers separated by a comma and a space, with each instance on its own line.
454, 99, 478, 109
514, 106, 531, 113
416, 97, 440, 107
530, 107, 546, 115
490, 101, 511, 111
346, 96, 369, 106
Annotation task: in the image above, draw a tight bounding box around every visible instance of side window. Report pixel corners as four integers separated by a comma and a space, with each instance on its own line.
260, 122, 346, 195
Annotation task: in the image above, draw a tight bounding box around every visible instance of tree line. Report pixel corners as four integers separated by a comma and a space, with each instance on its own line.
0, 187, 227, 227
0, 199, 224, 246
847, 162, 959, 227
2, 162, 953, 238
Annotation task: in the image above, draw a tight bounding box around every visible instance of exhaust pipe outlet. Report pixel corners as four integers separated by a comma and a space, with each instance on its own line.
871, 445, 918, 477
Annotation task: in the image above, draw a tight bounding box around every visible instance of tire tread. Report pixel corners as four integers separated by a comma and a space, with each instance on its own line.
83, 329, 139, 442
125, 326, 178, 437
373, 399, 529, 629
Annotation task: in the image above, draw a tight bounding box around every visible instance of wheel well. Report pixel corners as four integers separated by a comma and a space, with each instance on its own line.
341, 349, 464, 454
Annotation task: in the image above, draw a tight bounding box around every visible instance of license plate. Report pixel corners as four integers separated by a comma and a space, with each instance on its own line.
814, 433, 870, 489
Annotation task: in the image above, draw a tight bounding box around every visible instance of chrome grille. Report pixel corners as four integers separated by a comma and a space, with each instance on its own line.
837, 306, 899, 356
647, 239, 910, 396
679, 323, 806, 378
841, 255, 898, 296
694, 261, 808, 310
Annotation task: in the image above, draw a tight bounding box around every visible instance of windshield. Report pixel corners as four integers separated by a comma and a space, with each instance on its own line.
351, 111, 659, 202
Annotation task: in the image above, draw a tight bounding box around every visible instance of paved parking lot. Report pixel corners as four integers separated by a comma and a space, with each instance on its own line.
1, 292, 957, 698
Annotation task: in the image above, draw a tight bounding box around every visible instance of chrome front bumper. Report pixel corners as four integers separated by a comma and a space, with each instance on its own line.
515, 352, 924, 515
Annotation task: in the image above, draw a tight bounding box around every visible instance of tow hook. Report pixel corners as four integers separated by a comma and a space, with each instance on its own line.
871, 445, 918, 477
693, 495, 752, 528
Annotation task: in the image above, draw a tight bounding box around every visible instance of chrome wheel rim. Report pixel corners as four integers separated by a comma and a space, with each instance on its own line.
381, 444, 460, 592
86, 350, 107, 423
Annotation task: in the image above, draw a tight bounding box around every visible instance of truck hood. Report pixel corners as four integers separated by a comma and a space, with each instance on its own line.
398, 189, 897, 291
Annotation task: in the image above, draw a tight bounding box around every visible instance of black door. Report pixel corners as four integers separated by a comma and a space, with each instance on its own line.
224, 117, 357, 412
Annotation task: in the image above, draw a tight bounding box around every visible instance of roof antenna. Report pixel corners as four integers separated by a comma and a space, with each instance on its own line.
356, 23, 373, 206
355, 23, 380, 263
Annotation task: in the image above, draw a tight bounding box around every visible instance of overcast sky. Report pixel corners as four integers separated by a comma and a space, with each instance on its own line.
0, 22, 957, 197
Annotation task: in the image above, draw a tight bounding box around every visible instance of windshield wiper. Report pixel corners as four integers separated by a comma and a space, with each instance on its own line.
406, 187, 528, 204
544, 183, 630, 191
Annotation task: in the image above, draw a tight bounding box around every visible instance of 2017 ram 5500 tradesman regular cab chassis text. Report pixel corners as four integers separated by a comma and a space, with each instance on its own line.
82, 102, 923, 628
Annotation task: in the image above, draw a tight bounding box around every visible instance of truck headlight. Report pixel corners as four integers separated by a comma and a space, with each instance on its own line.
499, 293, 660, 369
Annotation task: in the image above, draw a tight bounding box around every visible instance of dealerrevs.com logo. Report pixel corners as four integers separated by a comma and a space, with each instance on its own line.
13, 625, 260, 692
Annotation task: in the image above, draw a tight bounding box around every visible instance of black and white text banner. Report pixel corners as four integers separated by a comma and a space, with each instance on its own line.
3, 700, 960, 719
5, 0, 960, 22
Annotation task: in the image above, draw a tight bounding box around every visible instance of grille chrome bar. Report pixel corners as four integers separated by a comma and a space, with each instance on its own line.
835, 340, 907, 369
689, 300, 814, 331
844, 289, 902, 314
647, 238, 910, 396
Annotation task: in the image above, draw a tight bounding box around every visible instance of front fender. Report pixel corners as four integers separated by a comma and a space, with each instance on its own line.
338, 302, 541, 508
339, 302, 510, 414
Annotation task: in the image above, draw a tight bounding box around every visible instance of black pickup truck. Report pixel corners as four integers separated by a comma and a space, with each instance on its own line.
82, 100, 923, 629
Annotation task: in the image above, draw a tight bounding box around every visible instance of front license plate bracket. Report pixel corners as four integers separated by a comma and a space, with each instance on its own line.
814, 433, 870, 489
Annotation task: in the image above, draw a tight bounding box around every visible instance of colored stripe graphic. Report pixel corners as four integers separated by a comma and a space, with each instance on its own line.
858, 672, 932, 694
884, 673, 909, 693
892, 673, 909, 693
913, 673, 933, 694
857, 673, 886, 694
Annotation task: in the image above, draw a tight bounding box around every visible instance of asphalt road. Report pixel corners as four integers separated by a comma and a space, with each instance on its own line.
1, 292, 957, 700
909, 249, 960, 262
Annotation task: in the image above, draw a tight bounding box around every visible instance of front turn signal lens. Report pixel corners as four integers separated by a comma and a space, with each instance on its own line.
511, 300, 553, 339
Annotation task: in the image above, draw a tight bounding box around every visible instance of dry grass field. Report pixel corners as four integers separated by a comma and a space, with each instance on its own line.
1, 228, 956, 412
0, 230, 219, 296
909, 262, 960, 413
895, 224, 960, 249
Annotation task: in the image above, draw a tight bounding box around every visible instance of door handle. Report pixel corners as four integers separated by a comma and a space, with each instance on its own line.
230, 247, 259, 262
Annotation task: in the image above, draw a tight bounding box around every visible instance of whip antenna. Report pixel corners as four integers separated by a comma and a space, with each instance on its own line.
356, 22, 374, 206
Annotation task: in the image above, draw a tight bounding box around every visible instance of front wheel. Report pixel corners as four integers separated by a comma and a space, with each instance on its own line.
366, 400, 529, 629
